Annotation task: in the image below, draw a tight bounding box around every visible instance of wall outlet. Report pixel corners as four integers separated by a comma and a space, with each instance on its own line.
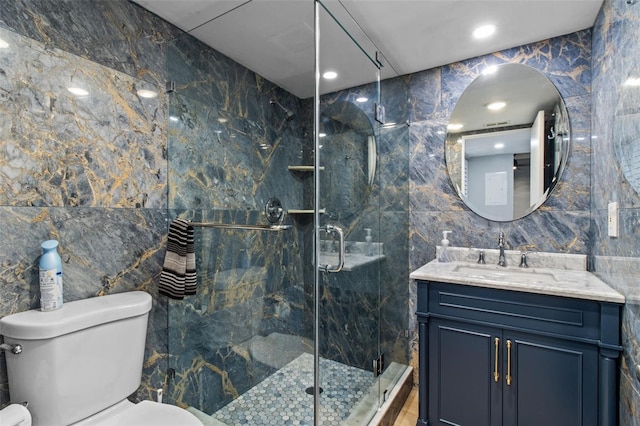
608, 202, 619, 237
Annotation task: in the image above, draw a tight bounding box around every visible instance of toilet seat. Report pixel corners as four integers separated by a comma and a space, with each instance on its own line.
74, 400, 203, 426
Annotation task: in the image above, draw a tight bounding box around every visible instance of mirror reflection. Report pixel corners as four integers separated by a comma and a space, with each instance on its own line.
614, 69, 640, 195
445, 64, 570, 221
320, 101, 376, 222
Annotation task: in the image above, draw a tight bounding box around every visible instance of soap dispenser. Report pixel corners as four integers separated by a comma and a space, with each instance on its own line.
364, 228, 374, 256
439, 231, 452, 262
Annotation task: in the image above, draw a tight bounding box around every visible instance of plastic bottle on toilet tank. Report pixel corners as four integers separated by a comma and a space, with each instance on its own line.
39, 240, 63, 311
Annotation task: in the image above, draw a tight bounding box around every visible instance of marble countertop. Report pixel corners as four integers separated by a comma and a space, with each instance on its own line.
410, 248, 625, 304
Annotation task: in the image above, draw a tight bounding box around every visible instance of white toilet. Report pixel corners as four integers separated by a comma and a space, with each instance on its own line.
0, 291, 203, 426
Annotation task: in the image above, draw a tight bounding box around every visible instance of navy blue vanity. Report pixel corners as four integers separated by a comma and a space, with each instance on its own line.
411, 252, 624, 426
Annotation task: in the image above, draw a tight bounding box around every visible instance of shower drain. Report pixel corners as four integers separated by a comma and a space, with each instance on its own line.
305, 386, 324, 395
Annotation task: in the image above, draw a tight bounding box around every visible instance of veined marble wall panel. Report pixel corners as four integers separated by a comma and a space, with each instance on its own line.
167, 34, 300, 130
0, 26, 167, 208
1, 0, 309, 413
167, 92, 303, 211
591, 0, 640, 422
0, 0, 179, 87
0, 0, 176, 407
319, 265, 380, 370
164, 12, 306, 414
165, 209, 303, 413
0, 206, 169, 402
310, 76, 411, 372
295, 78, 411, 369
376, 122, 411, 367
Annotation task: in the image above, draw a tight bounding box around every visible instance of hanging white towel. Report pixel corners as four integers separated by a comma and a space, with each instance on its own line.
159, 219, 197, 299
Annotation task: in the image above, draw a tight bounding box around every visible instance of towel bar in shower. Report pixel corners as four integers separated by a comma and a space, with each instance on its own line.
186, 199, 290, 232
189, 223, 291, 231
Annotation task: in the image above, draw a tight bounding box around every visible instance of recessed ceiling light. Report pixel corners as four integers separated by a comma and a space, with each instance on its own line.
0, 39, 9, 49
323, 71, 338, 80
486, 101, 506, 111
447, 123, 463, 131
356, 97, 368, 103
624, 76, 640, 86
319, 132, 327, 138
218, 117, 228, 123
137, 89, 158, 99
473, 24, 496, 39
67, 87, 89, 96
494, 143, 504, 149
169, 116, 179, 122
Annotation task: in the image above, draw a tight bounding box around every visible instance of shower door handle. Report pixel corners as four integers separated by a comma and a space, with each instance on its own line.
319, 225, 344, 273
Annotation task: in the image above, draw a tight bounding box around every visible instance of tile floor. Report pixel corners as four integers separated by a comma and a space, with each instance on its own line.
211, 353, 374, 425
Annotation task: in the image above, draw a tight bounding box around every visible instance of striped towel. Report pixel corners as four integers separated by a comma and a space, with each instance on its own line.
159, 219, 197, 299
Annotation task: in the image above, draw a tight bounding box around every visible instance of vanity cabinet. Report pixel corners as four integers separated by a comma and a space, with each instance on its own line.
416, 281, 622, 426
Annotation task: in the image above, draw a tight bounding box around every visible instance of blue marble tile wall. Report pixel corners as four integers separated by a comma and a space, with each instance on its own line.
298, 77, 411, 371
590, 0, 640, 423
164, 33, 306, 412
0, 0, 305, 413
0, 0, 180, 405
406, 31, 592, 378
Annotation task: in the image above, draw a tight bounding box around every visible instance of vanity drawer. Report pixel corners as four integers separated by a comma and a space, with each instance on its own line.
419, 281, 603, 341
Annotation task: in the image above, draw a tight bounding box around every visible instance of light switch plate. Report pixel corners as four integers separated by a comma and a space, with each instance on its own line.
608, 202, 619, 237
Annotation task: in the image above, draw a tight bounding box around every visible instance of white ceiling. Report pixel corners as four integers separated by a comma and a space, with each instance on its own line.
449, 62, 562, 133
132, 0, 604, 99
463, 128, 531, 158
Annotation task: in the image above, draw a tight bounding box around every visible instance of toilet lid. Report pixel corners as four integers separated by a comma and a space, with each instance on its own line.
94, 401, 203, 426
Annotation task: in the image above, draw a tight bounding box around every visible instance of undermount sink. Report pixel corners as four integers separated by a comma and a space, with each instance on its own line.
409, 248, 625, 303
450, 263, 558, 283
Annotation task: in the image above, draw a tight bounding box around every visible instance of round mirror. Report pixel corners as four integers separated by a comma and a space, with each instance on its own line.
614, 68, 640, 194
445, 63, 570, 222
320, 101, 376, 222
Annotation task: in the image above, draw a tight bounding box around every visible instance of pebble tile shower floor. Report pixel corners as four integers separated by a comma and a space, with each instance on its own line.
211, 352, 374, 425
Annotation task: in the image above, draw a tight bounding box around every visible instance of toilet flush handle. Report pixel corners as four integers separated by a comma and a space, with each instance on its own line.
0, 343, 23, 354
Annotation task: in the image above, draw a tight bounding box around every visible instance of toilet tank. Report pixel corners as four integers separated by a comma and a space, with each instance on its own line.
0, 291, 152, 426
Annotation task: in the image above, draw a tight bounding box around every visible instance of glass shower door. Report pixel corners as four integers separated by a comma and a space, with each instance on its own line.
163, 1, 408, 423
314, 2, 385, 423
165, 12, 313, 422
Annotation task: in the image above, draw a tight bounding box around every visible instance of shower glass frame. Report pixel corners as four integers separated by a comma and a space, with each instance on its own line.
164, 1, 398, 423
314, 1, 387, 423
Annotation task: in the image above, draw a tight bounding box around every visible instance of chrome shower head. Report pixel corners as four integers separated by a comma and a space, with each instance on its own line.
270, 99, 296, 122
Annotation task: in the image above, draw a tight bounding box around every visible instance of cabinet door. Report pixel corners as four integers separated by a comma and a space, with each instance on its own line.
502, 331, 598, 426
429, 319, 502, 426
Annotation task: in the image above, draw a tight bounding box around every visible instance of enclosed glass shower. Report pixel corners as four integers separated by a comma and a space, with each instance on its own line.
165, 2, 410, 424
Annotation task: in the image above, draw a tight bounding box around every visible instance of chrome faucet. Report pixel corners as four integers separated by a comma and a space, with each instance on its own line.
498, 231, 507, 267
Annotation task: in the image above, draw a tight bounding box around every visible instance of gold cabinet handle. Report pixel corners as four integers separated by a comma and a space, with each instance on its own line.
506, 340, 512, 386
493, 337, 500, 382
